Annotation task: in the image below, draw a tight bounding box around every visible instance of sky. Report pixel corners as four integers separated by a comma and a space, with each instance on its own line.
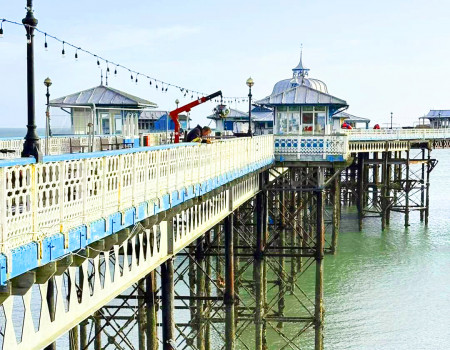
1, 0, 450, 129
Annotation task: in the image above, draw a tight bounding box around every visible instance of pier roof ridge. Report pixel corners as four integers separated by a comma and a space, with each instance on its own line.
50, 85, 157, 108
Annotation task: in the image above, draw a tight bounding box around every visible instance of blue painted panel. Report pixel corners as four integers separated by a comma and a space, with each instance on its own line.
171, 190, 184, 207
89, 219, 108, 244
0, 255, 6, 286
137, 202, 148, 221
41, 234, 65, 265
111, 209, 135, 233
185, 186, 195, 200
0, 158, 35, 168
68, 226, 88, 251
10, 243, 39, 279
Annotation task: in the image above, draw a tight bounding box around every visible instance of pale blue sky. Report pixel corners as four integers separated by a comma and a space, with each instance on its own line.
1, 0, 449, 128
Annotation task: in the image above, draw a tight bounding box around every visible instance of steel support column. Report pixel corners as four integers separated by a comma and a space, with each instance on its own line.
145, 271, 158, 350
161, 258, 175, 350
315, 187, 325, 350
224, 214, 235, 350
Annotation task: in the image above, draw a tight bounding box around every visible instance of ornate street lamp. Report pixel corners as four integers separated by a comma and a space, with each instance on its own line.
21, 0, 42, 160
246, 77, 254, 137
175, 99, 180, 109
44, 77, 52, 155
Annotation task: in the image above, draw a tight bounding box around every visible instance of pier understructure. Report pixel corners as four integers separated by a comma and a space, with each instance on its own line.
0, 129, 449, 349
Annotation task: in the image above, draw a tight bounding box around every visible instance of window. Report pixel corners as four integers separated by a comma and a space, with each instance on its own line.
101, 113, 110, 135
115, 116, 123, 135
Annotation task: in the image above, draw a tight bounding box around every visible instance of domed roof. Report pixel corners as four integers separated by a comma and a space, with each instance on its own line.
271, 77, 328, 95
271, 51, 328, 95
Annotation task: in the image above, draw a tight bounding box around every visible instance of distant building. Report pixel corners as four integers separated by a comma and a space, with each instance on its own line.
138, 111, 190, 133
422, 110, 450, 128
49, 85, 157, 142
332, 111, 370, 129
207, 105, 273, 135
256, 51, 349, 135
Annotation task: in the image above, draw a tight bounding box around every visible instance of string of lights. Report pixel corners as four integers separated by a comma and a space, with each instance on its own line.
0, 18, 251, 104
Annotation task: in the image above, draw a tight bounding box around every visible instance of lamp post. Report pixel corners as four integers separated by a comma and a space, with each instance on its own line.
390, 112, 393, 130
175, 99, 179, 109
44, 77, 52, 155
21, 0, 41, 161
246, 77, 254, 137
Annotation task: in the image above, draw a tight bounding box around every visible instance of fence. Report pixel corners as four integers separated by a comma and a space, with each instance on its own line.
0, 135, 274, 255
0, 133, 168, 159
274, 135, 349, 160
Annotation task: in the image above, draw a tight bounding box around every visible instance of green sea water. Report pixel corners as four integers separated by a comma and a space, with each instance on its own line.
312, 149, 450, 349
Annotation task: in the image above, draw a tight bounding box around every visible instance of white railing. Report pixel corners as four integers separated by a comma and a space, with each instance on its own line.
0, 135, 274, 254
274, 135, 349, 160
0, 133, 167, 159
1, 174, 262, 350
343, 128, 450, 141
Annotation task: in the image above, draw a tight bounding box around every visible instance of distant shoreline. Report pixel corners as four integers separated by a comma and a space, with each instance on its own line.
0, 128, 46, 138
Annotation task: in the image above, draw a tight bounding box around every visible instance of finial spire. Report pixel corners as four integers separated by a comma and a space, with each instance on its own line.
292, 45, 309, 79
100, 69, 104, 86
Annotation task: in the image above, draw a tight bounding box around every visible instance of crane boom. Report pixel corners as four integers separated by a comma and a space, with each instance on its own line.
169, 90, 222, 143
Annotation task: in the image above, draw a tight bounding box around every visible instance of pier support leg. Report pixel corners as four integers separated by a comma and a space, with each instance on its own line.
196, 237, 206, 350
315, 188, 325, 350
255, 175, 267, 350
290, 190, 297, 292
386, 152, 392, 226
381, 150, 388, 230
331, 169, 341, 254
161, 258, 175, 350
69, 327, 79, 350
420, 148, 425, 222
224, 214, 235, 350
145, 271, 158, 350
80, 320, 88, 350
357, 153, 365, 231
405, 147, 410, 227
277, 191, 286, 329
425, 147, 431, 226
204, 231, 212, 350
373, 152, 379, 206
138, 279, 146, 350
94, 311, 101, 350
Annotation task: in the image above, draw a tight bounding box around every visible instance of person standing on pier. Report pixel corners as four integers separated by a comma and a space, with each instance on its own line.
186, 125, 212, 143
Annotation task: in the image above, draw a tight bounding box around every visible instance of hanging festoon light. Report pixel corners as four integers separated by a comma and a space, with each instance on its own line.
0, 17, 250, 104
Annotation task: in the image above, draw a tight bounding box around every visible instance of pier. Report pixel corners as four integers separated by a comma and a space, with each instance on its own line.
0, 126, 448, 349
1, 2, 450, 349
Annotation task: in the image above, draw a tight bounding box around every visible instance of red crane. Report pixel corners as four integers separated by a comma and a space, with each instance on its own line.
169, 91, 222, 143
